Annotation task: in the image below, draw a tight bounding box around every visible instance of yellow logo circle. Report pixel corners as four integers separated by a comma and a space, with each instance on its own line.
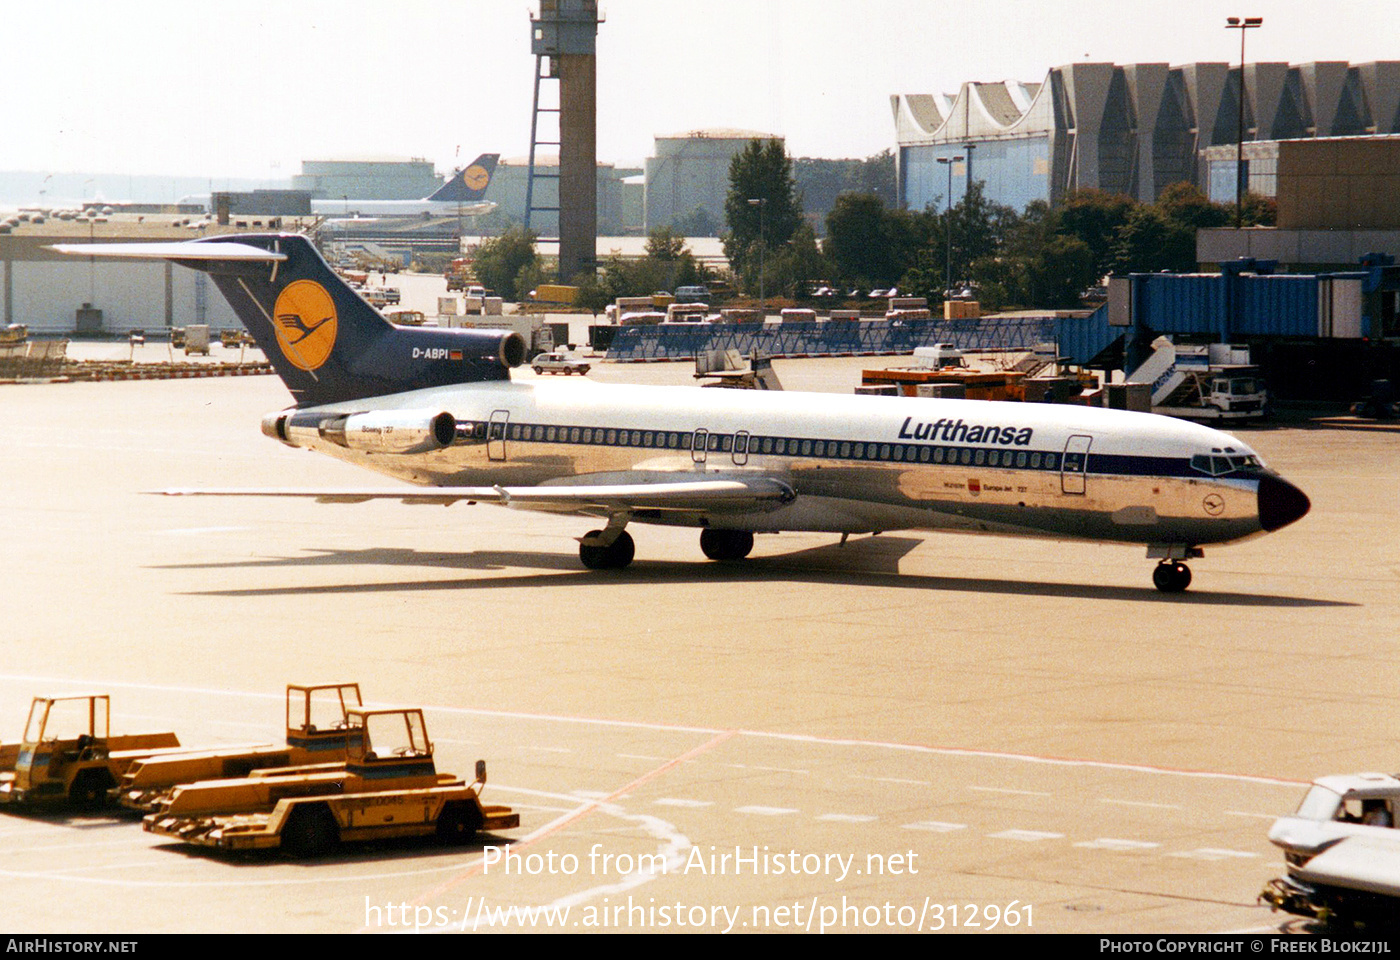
463, 164, 491, 192
273, 280, 338, 371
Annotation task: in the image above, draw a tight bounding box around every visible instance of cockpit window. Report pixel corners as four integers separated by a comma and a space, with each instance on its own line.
1190, 453, 1263, 477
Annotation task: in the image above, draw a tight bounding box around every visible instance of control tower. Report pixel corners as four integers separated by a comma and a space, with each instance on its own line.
528, 0, 601, 282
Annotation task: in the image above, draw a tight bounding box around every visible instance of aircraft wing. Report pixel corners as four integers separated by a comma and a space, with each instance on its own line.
158, 477, 795, 513
48, 242, 287, 262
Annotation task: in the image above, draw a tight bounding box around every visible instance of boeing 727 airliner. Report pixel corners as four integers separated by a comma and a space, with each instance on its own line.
52, 234, 1310, 592
309, 154, 498, 218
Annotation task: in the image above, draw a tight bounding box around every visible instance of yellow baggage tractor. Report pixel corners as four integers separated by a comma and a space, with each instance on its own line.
0, 695, 183, 808
143, 707, 518, 856
114, 683, 363, 812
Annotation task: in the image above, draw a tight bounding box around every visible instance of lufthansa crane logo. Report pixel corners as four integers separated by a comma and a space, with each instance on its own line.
463, 164, 491, 192
272, 280, 338, 371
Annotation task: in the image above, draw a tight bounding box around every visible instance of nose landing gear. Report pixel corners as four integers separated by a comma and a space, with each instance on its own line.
1152, 560, 1193, 593
1147, 544, 1202, 593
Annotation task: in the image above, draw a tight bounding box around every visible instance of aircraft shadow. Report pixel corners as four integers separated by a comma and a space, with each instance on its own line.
171, 536, 1350, 608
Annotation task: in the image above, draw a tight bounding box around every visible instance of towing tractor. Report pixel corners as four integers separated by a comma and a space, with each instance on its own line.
1261, 772, 1400, 927
0, 695, 183, 808
115, 683, 364, 812
142, 707, 519, 856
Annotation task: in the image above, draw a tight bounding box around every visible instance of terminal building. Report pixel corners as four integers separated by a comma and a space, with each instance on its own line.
892, 61, 1400, 213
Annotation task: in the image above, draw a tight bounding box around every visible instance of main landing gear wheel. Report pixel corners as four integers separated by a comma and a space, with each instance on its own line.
1152, 560, 1192, 593
699, 529, 754, 561
579, 529, 635, 570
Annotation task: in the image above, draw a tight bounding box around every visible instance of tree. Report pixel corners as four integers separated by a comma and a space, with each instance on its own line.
670, 206, 720, 237
471, 227, 539, 301
1055, 189, 1137, 279
723, 139, 803, 285
824, 193, 909, 288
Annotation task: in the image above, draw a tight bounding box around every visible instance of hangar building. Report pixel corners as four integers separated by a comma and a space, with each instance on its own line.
892, 61, 1400, 213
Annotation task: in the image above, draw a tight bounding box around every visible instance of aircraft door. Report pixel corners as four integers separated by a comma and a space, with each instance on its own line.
691, 429, 708, 464
488, 410, 510, 461
1061, 435, 1091, 494
733, 431, 750, 466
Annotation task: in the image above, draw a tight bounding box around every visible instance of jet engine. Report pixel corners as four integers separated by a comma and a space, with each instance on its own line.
314, 410, 458, 455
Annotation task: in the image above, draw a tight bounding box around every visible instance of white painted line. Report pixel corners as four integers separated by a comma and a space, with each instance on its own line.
989, 829, 1064, 842
734, 805, 799, 816
858, 776, 931, 787
1099, 798, 1182, 810
724, 763, 810, 775
902, 821, 967, 833
1074, 838, 1161, 851
157, 526, 248, 536
1224, 810, 1280, 820
653, 798, 713, 808
817, 813, 877, 823
970, 785, 1053, 797
0, 674, 1310, 790
1169, 848, 1259, 861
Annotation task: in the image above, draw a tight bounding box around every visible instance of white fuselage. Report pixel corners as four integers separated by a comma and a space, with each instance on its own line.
277, 379, 1277, 548
310, 199, 493, 218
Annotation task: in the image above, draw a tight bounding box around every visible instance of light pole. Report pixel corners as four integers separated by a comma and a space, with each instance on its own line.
936, 155, 963, 299
747, 197, 766, 313
1226, 16, 1263, 228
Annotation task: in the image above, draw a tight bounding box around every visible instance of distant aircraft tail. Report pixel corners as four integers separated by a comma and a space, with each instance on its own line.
427, 154, 500, 203
49, 234, 525, 406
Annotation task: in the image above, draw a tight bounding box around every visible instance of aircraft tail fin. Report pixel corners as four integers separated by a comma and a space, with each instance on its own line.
427, 154, 499, 203
49, 234, 525, 406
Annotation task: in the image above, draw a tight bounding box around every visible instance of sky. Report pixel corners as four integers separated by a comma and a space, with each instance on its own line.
2, 0, 1394, 184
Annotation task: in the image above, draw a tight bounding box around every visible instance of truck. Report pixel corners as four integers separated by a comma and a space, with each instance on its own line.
114, 683, 364, 813
0, 695, 183, 808
1261, 772, 1400, 928
183, 324, 211, 356
1125, 338, 1268, 422
142, 707, 519, 856
445, 258, 472, 292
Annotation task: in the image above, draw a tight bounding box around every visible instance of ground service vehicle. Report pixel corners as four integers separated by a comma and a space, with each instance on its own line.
1126, 339, 1268, 421
0, 695, 181, 808
143, 707, 518, 856
531, 348, 590, 376
115, 683, 363, 812
1261, 772, 1400, 927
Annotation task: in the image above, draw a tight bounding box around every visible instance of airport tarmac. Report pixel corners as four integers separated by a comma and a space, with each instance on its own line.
0, 358, 1391, 934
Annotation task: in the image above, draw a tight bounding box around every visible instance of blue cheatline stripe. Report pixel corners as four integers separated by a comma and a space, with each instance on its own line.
452, 418, 1209, 481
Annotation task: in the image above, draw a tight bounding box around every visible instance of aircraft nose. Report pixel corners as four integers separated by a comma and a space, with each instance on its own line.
1258, 473, 1311, 532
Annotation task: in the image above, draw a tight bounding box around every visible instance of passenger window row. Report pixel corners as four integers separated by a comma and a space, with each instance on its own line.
457, 421, 1065, 472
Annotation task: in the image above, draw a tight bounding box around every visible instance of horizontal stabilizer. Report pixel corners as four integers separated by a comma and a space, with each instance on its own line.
48, 242, 287, 262
156, 478, 795, 513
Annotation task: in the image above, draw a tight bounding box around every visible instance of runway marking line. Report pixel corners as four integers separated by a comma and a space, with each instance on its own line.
398, 729, 738, 914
